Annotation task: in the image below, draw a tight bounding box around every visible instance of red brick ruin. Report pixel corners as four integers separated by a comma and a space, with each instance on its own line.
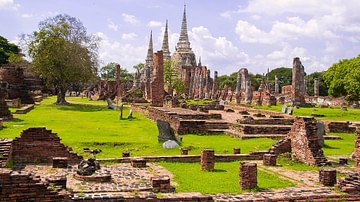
150, 51, 164, 107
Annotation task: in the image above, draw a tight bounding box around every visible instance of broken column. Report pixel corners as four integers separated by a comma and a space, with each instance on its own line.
235, 70, 241, 104
291, 57, 306, 106
150, 51, 164, 107
289, 117, 327, 166
204, 70, 210, 99
199, 69, 203, 99
314, 79, 319, 97
211, 71, 218, 100
189, 68, 194, 98
274, 75, 279, 94
240, 68, 249, 90
239, 162, 257, 189
115, 64, 122, 100
245, 80, 252, 105
263, 154, 277, 166
145, 66, 151, 100
319, 168, 336, 186
201, 149, 215, 171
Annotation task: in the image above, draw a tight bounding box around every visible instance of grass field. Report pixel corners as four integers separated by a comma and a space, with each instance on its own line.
1, 96, 276, 158
255, 104, 360, 121
1, 96, 357, 193
158, 161, 295, 193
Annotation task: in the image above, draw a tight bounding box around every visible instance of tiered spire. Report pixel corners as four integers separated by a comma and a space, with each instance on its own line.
176, 5, 191, 51
145, 31, 153, 68
162, 20, 171, 61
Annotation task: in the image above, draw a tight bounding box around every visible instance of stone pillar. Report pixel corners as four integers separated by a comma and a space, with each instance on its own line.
211, 71, 218, 100
355, 129, 360, 172
131, 158, 146, 168
204, 70, 210, 99
181, 148, 188, 155
291, 57, 306, 106
245, 80, 252, 105
240, 68, 249, 90
145, 66, 151, 100
319, 168, 336, 186
263, 154, 277, 166
274, 75, 279, 94
115, 64, 122, 100
122, 151, 130, 157
239, 162, 257, 189
189, 69, 194, 98
233, 148, 241, 154
314, 79, 319, 97
150, 51, 164, 107
199, 70, 203, 99
235, 70, 241, 104
339, 158, 348, 165
201, 149, 215, 171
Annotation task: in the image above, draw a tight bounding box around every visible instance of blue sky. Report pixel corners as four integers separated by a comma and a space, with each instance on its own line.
1, 0, 359, 76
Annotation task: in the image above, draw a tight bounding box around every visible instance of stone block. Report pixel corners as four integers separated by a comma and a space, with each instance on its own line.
319, 168, 336, 186
239, 162, 257, 189
151, 175, 171, 193
131, 158, 146, 168
233, 148, 241, 154
122, 152, 130, 157
263, 154, 277, 166
52, 157, 68, 168
180, 148, 188, 155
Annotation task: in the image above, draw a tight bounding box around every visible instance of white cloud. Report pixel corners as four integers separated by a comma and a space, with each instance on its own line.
107, 18, 118, 32
20, 13, 33, 18
147, 21, 162, 27
235, 20, 273, 44
121, 13, 139, 25
0, 0, 19, 9
121, 33, 137, 40
189, 26, 249, 74
96, 32, 146, 71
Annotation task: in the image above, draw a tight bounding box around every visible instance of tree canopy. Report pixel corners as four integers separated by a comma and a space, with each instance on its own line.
100, 62, 133, 82
0, 35, 22, 65
266, 67, 292, 89
305, 71, 328, 96
323, 55, 360, 100
27, 14, 99, 104
164, 60, 185, 95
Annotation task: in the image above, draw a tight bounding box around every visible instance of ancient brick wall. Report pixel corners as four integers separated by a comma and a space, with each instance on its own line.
291, 57, 306, 106
0, 168, 68, 201
281, 85, 292, 94
289, 117, 327, 165
150, 51, 164, 107
325, 121, 356, 133
355, 129, 360, 172
237, 118, 294, 125
11, 127, 82, 165
268, 137, 291, 155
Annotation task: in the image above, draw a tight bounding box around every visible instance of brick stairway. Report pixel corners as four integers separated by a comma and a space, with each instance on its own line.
0, 139, 12, 167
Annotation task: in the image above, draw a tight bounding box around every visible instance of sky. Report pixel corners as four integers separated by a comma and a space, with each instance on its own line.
1, 0, 360, 76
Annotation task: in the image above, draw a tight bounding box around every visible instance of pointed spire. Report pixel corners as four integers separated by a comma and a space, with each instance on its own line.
176, 4, 191, 51
145, 30, 153, 68
162, 20, 171, 61
198, 56, 202, 67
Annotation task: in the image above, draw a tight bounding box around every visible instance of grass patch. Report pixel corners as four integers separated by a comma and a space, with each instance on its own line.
1, 96, 276, 158
323, 132, 355, 157
255, 104, 360, 121
158, 161, 295, 194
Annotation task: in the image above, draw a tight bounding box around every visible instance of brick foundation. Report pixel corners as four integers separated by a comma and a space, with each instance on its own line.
239, 162, 257, 189
319, 168, 336, 186
151, 175, 172, 193
11, 128, 83, 165
0, 168, 68, 201
131, 158, 147, 168
52, 157, 68, 168
339, 158, 348, 165
355, 129, 360, 172
201, 149, 215, 171
263, 154, 277, 166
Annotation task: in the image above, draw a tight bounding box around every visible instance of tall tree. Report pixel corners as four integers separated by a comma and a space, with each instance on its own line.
100, 62, 116, 80
164, 60, 185, 95
323, 55, 360, 100
266, 67, 292, 90
133, 63, 144, 72
27, 14, 99, 104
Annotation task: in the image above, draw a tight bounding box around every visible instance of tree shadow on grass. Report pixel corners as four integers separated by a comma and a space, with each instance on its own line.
209, 169, 227, 173
56, 103, 106, 112
323, 144, 339, 149
10, 118, 24, 122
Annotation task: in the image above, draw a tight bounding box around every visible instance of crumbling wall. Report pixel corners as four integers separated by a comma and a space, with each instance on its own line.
11, 127, 82, 165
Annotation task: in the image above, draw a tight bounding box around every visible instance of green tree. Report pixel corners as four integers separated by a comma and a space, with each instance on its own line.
164, 60, 185, 95
133, 63, 144, 72
266, 67, 292, 90
100, 62, 116, 80
218, 73, 237, 90
27, 14, 99, 105
323, 55, 360, 100
0, 35, 23, 65
305, 71, 328, 96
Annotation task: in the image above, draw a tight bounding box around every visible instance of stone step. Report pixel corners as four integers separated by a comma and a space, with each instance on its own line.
206, 129, 226, 134
225, 130, 287, 139
231, 124, 291, 134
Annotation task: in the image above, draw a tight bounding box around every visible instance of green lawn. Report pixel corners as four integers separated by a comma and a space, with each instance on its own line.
157, 161, 295, 194
256, 104, 360, 121
1, 96, 276, 158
